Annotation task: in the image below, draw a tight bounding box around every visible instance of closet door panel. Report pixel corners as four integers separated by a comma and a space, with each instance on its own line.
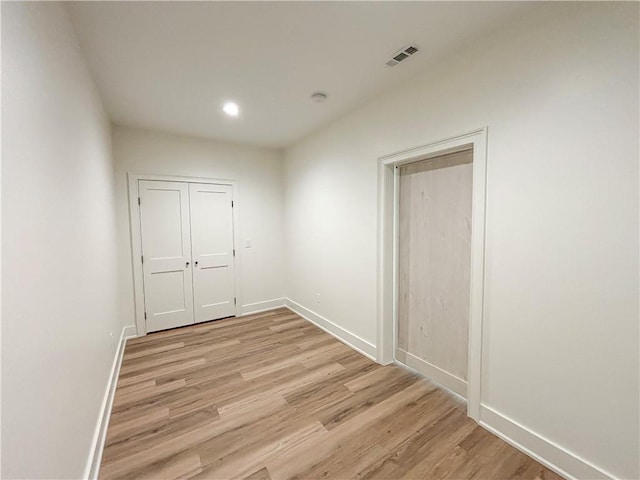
397, 150, 473, 383
189, 183, 236, 322
139, 180, 194, 332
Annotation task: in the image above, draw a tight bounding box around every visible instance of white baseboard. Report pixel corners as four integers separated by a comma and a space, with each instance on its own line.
284, 298, 377, 360
84, 326, 136, 479
122, 325, 137, 339
395, 348, 467, 398
239, 298, 286, 316
480, 405, 614, 480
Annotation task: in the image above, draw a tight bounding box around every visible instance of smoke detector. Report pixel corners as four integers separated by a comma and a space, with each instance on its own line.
311, 92, 327, 103
385, 44, 419, 67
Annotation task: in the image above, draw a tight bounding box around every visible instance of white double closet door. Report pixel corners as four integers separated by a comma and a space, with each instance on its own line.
139, 180, 236, 333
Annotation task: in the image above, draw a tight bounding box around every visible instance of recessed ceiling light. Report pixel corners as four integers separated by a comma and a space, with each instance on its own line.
223, 101, 239, 117
311, 92, 327, 103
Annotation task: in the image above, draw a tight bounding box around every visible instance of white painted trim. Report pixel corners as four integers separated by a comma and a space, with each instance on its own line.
391, 166, 400, 360
127, 172, 240, 337
239, 298, 286, 316
376, 148, 396, 366
285, 298, 377, 360
379, 128, 484, 163
84, 326, 137, 479
376, 127, 488, 421
122, 325, 137, 339
396, 348, 467, 398
480, 405, 614, 480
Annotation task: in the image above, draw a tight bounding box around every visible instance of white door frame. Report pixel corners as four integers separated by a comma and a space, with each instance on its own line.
376, 127, 488, 421
128, 172, 240, 337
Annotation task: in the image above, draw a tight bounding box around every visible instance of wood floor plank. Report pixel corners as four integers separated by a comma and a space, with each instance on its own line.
290, 390, 454, 480
125, 452, 203, 480
243, 467, 272, 480
195, 421, 327, 480
103, 406, 219, 465
240, 342, 348, 380
118, 358, 206, 388
356, 407, 474, 480
266, 380, 437, 479
114, 379, 187, 409
120, 340, 240, 376
101, 418, 221, 478
106, 407, 170, 442
123, 342, 185, 361
100, 309, 564, 480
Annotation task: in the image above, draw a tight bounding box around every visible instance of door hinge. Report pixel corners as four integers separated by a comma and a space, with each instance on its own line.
144, 311, 147, 320
231, 200, 234, 208
141, 255, 144, 264
138, 197, 141, 206
234, 297, 237, 305
233, 249, 235, 257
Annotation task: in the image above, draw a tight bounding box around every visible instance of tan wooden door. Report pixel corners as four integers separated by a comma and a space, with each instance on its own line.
397, 149, 473, 397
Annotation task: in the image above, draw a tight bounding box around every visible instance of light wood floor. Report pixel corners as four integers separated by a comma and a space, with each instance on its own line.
100, 308, 563, 480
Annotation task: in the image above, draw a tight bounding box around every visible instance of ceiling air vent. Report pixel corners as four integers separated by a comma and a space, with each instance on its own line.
385, 44, 419, 68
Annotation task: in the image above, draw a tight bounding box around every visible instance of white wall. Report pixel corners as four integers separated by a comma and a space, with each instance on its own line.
2, 3, 121, 478
283, 3, 639, 479
112, 125, 285, 328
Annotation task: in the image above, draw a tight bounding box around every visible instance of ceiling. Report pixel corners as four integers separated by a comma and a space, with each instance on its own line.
69, 2, 529, 148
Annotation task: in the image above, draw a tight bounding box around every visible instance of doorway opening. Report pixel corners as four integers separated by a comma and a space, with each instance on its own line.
377, 128, 487, 420
128, 173, 240, 337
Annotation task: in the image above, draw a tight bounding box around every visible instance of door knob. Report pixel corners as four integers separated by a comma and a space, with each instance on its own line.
195, 261, 199, 266
186, 262, 190, 267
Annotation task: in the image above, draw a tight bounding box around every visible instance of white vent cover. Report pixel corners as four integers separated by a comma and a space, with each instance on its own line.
385, 44, 419, 67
